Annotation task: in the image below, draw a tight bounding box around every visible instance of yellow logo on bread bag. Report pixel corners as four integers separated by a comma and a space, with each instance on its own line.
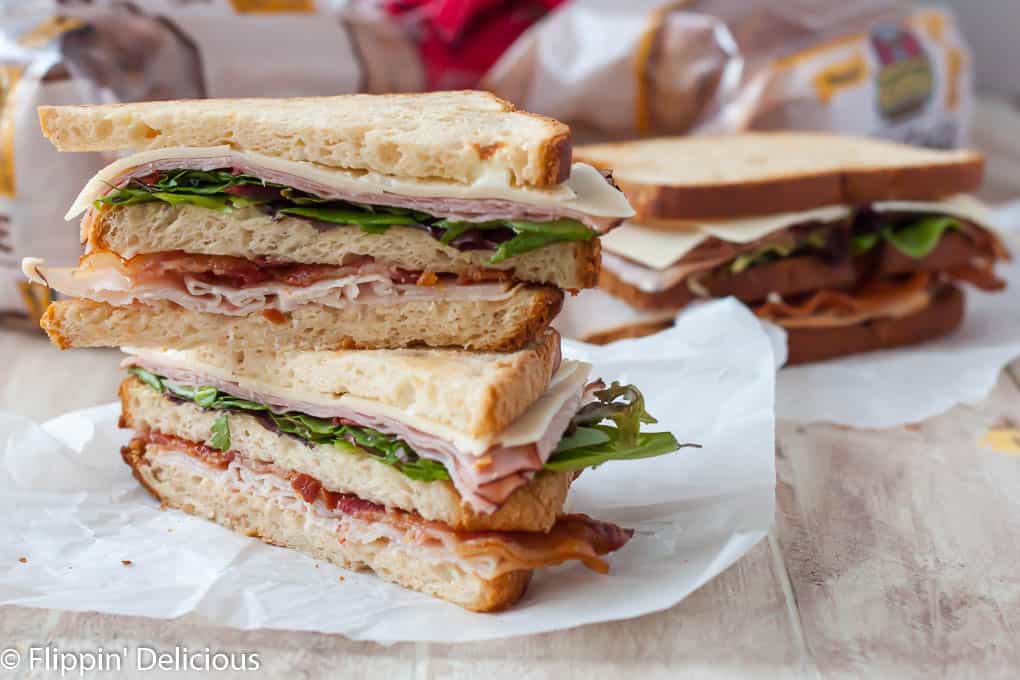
0, 65, 21, 198
229, 0, 316, 12
870, 25, 933, 120
812, 53, 868, 104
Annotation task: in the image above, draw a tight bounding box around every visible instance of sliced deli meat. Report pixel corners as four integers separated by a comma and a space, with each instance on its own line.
23, 252, 521, 317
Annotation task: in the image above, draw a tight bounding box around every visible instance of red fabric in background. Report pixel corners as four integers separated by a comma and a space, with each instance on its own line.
384, 0, 566, 90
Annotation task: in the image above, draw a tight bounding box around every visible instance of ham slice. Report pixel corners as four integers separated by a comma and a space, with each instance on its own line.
123, 356, 590, 513
23, 255, 519, 316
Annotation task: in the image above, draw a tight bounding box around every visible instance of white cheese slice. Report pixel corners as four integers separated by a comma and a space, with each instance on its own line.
124, 346, 592, 457
602, 195, 994, 271
66, 146, 634, 221
601, 206, 851, 270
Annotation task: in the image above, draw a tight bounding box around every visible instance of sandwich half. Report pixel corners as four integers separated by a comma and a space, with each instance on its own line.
26, 92, 633, 352
575, 133, 1010, 363
117, 329, 684, 610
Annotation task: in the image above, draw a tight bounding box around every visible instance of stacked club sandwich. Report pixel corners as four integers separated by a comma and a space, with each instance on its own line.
574, 133, 1010, 363
26, 92, 686, 611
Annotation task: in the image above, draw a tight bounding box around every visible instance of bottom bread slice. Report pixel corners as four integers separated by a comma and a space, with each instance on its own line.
42, 284, 563, 352
122, 437, 532, 612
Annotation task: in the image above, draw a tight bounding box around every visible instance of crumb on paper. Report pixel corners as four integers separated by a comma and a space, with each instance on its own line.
121, 560, 133, 566
338, 576, 345, 582
18, 557, 27, 563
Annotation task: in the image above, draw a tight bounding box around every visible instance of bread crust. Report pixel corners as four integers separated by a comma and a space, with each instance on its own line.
576, 133, 984, 221
40, 287, 563, 352
783, 284, 964, 365
119, 376, 574, 532
39, 91, 571, 187
121, 437, 532, 611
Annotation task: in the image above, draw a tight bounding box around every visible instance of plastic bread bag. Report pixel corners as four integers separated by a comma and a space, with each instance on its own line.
483, 0, 972, 147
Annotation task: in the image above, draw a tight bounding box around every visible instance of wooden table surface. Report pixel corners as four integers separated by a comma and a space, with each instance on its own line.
2, 326, 1019, 679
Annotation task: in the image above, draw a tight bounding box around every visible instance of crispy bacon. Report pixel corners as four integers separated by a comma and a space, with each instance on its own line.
147, 430, 234, 469
755, 273, 932, 328
946, 263, 1007, 291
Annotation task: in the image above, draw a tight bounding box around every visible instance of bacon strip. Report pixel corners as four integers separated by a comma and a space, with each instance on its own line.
755, 274, 934, 329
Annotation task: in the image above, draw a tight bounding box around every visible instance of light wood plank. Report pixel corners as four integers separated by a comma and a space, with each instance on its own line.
775, 373, 1020, 677
419, 541, 809, 679
0, 541, 802, 678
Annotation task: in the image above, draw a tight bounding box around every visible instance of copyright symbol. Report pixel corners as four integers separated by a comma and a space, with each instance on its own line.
0, 648, 19, 670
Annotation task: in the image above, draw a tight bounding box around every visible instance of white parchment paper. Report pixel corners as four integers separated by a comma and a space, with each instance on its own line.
774, 217, 1020, 428
0, 299, 776, 643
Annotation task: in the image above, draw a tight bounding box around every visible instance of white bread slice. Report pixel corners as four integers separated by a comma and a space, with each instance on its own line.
121, 437, 532, 612
38, 91, 571, 187
576, 133, 984, 221
40, 286, 563, 353
119, 376, 572, 532
92, 203, 599, 290
129, 327, 560, 442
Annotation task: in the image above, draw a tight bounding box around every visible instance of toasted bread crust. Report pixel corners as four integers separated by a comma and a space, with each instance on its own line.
577, 133, 985, 221
40, 287, 564, 352
119, 376, 574, 532
582, 319, 674, 345
121, 437, 532, 611
39, 91, 572, 187
783, 284, 964, 364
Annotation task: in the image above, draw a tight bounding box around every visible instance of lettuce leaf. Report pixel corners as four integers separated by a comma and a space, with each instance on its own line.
882, 216, 961, 259
126, 367, 689, 483
277, 205, 416, 233
434, 217, 593, 264
852, 216, 962, 258
209, 414, 231, 451
544, 426, 687, 472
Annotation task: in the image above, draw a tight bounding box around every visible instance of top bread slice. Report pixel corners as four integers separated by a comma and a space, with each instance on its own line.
129, 327, 562, 439
576, 133, 984, 222
38, 91, 571, 187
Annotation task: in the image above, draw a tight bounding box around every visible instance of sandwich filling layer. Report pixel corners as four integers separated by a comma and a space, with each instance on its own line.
69, 147, 634, 237
25, 250, 521, 318
120, 358, 682, 513
599, 200, 1008, 328
134, 432, 633, 579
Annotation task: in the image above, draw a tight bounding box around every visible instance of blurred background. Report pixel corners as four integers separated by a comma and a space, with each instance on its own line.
1, 0, 1018, 327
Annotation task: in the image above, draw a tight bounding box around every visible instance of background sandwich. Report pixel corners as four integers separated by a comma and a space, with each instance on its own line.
26, 92, 633, 352
574, 133, 1009, 363
117, 329, 684, 611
